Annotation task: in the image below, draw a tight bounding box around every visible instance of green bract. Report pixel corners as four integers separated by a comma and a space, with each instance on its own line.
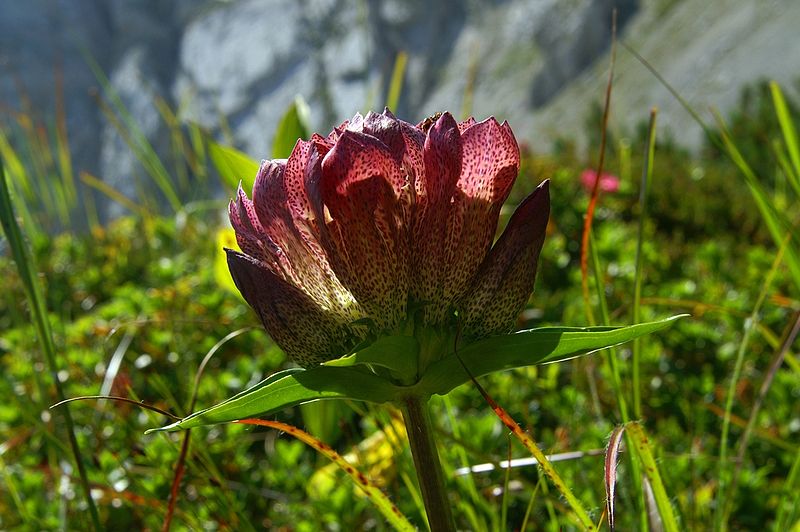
149, 315, 685, 432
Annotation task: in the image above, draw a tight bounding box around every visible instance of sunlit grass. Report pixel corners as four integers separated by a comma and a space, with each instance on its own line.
1, 49, 799, 529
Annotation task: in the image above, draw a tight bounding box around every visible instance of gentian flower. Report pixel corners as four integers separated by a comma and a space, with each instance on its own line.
227, 109, 549, 372
154, 109, 680, 531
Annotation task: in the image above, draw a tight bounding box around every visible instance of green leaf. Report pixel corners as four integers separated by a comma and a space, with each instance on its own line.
213, 228, 242, 298
323, 334, 419, 382
299, 400, 353, 444
272, 96, 311, 159
414, 314, 688, 396
149, 316, 685, 432
205, 97, 309, 193
207, 138, 260, 192
148, 365, 398, 432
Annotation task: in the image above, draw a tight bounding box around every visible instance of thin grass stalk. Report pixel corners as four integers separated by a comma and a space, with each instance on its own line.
54, 65, 77, 207
460, 44, 479, 120
82, 50, 182, 212
632, 109, 658, 420
399, 470, 427, 523
775, 442, 800, 531
124, 384, 256, 531
0, 453, 36, 526
187, 122, 208, 181
79, 171, 152, 218
453, 353, 596, 530
0, 159, 102, 531
588, 229, 648, 530
770, 82, 800, 188
0, 129, 30, 196
625, 423, 680, 532
94, 95, 180, 213
163, 328, 248, 531
519, 475, 543, 531
588, 230, 629, 421
442, 395, 493, 530
500, 436, 512, 531
774, 140, 800, 200
386, 51, 408, 112
622, 43, 800, 292
580, 10, 616, 313
712, 112, 800, 288
152, 93, 191, 194
713, 233, 793, 532
0, 139, 40, 239
24, 120, 68, 226
723, 237, 794, 522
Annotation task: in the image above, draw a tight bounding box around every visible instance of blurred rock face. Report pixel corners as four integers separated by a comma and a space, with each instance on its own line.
1, 0, 799, 221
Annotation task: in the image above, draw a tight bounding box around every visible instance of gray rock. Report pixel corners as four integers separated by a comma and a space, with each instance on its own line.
1, 0, 798, 225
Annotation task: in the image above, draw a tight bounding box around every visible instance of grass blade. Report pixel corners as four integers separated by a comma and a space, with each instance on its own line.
712, 112, 800, 290
83, 50, 182, 212
0, 158, 101, 530
470, 379, 596, 530
236, 419, 415, 531
625, 423, 680, 532
386, 51, 408, 112
163, 328, 251, 531
580, 10, 617, 316
770, 82, 800, 188
79, 171, 152, 218
54, 65, 77, 207
776, 443, 800, 531
719, 234, 795, 524
632, 108, 657, 419
605, 425, 626, 531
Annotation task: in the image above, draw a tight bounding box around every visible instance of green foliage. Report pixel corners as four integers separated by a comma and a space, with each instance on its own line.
272, 97, 312, 160
2, 84, 800, 530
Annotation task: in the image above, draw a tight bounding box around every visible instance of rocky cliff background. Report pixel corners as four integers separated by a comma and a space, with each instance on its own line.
1, 0, 799, 221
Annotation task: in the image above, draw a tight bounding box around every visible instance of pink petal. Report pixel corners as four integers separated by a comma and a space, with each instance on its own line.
441, 118, 520, 303
319, 129, 410, 329
459, 180, 550, 339
458, 118, 519, 204
229, 187, 282, 273
457, 117, 476, 134
251, 155, 361, 317
226, 249, 365, 367
411, 113, 462, 314
361, 110, 425, 185
417, 112, 462, 210
412, 115, 521, 324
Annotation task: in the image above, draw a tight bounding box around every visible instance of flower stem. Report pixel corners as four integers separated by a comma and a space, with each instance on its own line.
401, 396, 455, 532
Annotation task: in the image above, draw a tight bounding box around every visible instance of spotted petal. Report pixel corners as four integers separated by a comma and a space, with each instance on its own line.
226, 250, 364, 367
411, 112, 463, 320
443, 118, 520, 307
317, 130, 410, 330
459, 180, 550, 340
250, 147, 362, 320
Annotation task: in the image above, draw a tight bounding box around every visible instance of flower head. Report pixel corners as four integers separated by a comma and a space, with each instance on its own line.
227, 110, 549, 369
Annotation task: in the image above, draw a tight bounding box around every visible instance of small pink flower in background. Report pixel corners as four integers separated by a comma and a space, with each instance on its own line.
580, 169, 620, 193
